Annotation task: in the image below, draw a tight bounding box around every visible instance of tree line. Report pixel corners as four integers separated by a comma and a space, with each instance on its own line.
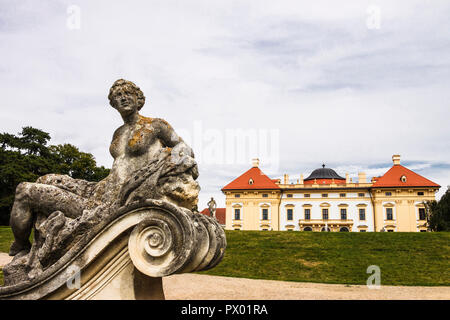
0, 127, 110, 225
426, 189, 450, 231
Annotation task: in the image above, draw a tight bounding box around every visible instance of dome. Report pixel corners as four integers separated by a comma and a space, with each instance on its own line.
304, 164, 345, 181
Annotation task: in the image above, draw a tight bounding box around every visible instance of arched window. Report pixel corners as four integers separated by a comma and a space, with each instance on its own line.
303, 227, 313, 231
339, 227, 349, 232
321, 227, 331, 232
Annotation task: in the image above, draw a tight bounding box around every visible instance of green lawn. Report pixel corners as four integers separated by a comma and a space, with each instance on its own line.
197, 230, 450, 286
0, 226, 14, 286
1, 228, 449, 287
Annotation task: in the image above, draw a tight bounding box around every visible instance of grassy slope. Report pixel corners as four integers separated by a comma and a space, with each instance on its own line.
0, 226, 14, 285
1, 228, 449, 286
198, 230, 450, 286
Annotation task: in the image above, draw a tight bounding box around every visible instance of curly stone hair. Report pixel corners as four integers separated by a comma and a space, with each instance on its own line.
108, 79, 146, 110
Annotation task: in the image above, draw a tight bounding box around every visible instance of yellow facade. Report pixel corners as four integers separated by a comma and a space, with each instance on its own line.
372, 188, 435, 232
225, 190, 281, 231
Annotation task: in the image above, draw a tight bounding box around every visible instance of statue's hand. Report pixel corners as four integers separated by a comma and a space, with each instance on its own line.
170, 142, 195, 166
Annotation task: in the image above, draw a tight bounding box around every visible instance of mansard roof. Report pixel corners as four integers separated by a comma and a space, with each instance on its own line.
222, 167, 280, 190
371, 164, 440, 188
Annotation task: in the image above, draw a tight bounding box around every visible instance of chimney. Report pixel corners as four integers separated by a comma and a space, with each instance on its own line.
358, 172, 367, 183
300, 174, 304, 184
392, 155, 401, 166
345, 173, 350, 183
252, 158, 260, 168
283, 174, 289, 184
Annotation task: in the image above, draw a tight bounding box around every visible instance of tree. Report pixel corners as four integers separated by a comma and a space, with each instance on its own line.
425, 189, 450, 231
0, 127, 110, 225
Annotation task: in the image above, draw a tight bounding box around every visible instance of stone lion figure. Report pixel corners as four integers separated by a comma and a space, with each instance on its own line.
9, 79, 200, 256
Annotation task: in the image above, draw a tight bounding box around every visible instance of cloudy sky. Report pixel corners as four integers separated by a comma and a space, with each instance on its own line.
1, 0, 449, 209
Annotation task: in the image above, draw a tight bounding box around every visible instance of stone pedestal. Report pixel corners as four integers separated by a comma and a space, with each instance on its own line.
0, 199, 226, 300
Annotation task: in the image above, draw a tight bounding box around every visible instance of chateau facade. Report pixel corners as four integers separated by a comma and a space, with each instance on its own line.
222, 155, 440, 232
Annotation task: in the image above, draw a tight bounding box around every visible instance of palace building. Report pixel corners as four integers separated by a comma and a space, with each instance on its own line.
221, 155, 440, 232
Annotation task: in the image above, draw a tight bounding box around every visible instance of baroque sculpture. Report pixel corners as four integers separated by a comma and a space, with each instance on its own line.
207, 197, 217, 218
0, 79, 226, 300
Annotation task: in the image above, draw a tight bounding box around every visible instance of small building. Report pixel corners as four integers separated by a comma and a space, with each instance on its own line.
200, 208, 226, 228
222, 155, 440, 232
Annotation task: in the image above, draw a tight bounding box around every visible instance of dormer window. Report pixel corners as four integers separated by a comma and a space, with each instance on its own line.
400, 175, 407, 183
248, 178, 254, 185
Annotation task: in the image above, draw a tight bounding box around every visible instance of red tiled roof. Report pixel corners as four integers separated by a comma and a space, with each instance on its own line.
222, 167, 281, 190
200, 208, 226, 225
371, 164, 440, 188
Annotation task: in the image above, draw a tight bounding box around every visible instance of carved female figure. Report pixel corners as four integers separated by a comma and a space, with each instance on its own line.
9, 79, 200, 256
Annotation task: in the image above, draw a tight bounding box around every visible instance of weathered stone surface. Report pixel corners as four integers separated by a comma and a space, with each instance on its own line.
0, 79, 226, 299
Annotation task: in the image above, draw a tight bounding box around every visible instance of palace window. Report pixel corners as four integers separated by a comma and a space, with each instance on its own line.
359, 208, 366, 221
262, 194, 268, 198
303, 227, 312, 231
360, 230, 366, 232
262, 228, 268, 231
340, 193, 346, 198
287, 208, 293, 221
419, 208, 426, 220
262, 208, 269, 220
322, 208, 329, 220
420, 230, 427, 232
235, 194, 241, 198
339, 227, 349, 232
248, 178, 254, 185
340, 208, 347, 220
358, 193, 365, 197
387, 229, 394, 232
304, 209, 311, 220
234, 208, 241, 220
385, 192, 392, 196
287, 194, 293, 198
304, 194, 310, 198
322, 194, 328, 198
417, 192, 424, 196
386, 208, 393, 220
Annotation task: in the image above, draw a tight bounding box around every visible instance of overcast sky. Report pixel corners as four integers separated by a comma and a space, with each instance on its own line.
1, 0, 449, 209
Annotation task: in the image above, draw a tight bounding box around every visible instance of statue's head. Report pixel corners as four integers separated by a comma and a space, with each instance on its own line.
108, 79, 146, 114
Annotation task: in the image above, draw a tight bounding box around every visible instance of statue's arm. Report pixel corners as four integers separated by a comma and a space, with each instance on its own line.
155, 118, 194, 157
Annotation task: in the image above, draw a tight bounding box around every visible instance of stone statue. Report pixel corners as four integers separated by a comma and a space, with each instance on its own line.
207, 197, 217, 218
9, 79, 199, 256
0, 79, 226, 300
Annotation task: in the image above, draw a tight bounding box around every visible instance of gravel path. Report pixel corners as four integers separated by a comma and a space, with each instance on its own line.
163, 274, 450, 300
0, 253, 11, 268
1, 254, 449, 299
